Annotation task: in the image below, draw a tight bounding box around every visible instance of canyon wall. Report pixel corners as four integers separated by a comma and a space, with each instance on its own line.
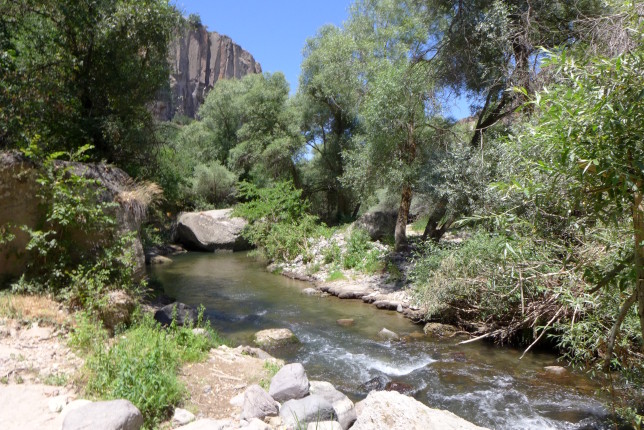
154, 25, 262, 120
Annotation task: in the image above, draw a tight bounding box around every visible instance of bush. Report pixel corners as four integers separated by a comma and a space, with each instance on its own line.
342, 228, 384, 272
76, 310, 223, 428
234, 181, 331, 261
410, 230, 556, 338
189, 161, 237, 209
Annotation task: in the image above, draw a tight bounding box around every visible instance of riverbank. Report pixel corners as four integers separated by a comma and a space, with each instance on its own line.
0, 291, 493, 430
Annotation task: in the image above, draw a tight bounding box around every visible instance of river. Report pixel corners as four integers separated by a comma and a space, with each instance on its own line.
149, 252, 609, 429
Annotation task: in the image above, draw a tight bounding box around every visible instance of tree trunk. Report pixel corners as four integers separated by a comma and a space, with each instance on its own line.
633, 191, 644, 352
395, 183, 413, 251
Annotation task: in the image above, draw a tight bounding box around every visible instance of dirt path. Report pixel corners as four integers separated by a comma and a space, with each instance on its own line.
179, 345, 283, 421
0, 299, 80, 430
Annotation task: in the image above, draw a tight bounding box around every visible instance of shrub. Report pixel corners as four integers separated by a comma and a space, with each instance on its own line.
234, 181, 331, 261
342, 228, 385, 273
189, 161, 237, 209
77, 310, 222, 428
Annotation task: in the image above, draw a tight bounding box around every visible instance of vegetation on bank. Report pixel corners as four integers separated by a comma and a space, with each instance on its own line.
1, 0, 644, 425
71, 310, 223, 428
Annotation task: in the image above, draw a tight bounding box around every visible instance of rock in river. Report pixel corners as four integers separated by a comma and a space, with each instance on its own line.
154, 302, 197, 327
175, 208, 249, 252
254, 328, 298, 349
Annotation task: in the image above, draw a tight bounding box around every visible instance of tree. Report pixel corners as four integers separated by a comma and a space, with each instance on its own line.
522, 30, 644, 362
0, 0, 180, 166
417, 0, 607, 147
342, 0, 444, 251
298, 25, 362, 221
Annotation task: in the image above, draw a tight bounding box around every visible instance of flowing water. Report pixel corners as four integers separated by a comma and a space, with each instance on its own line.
149, 252, 609, 430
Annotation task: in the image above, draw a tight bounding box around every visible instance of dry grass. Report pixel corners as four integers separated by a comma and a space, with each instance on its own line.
0, 294, 68, 326
116, 181, 163, 224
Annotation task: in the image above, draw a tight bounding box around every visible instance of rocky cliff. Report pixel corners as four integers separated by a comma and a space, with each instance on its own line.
154, 25, 262, 120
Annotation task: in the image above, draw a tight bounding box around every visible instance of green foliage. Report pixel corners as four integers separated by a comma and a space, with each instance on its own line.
10, 150, 139, 312
0, 0, 181, 165
76, 311, 222, 428
259, 360, 283, 390
298, 25, 362, 221
326, 270, 347, 282
342, 228, 384, 273
411, 230, 560, 333
151, 72, 303, 209
234, 181, 332, 262
189, 161, 237, 209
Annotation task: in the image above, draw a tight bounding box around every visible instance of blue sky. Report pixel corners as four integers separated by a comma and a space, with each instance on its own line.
172, 0, 469, 119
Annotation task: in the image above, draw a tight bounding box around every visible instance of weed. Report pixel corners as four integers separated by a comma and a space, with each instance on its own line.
43, 372, 68, 386
259, 360, 283, 390
326, 270, 347, 282
75, 312, 223, 428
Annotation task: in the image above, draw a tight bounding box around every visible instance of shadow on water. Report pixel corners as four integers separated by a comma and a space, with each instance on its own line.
149, 251, 610, 430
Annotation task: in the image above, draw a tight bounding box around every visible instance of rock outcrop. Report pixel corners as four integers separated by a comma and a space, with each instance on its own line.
175, 209, 249, 252
154, 24, 262, 120
0, 152, 150, 283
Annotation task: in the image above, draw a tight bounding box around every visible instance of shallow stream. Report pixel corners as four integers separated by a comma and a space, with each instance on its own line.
149, 252, 609, 429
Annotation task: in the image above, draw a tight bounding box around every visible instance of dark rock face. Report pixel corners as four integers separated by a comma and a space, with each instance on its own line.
154, 302, 198, 327
354, 211, 398, 241
154, 24, 262, 120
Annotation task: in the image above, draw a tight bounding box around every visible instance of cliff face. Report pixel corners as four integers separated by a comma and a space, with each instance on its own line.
155, 25, 262, 120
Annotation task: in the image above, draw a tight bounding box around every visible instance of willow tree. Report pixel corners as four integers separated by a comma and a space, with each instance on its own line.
342, 0, 443, 251
524, 32, 644, 362
417, 0, 608, 147
298, 25, 362, 221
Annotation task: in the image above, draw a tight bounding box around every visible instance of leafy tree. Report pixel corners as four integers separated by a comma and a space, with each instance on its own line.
518, 30, 644, 363
342, 0, 445, 250
414, 0, 608, 147
298, 25, 362, 221
0, 0, 180, 166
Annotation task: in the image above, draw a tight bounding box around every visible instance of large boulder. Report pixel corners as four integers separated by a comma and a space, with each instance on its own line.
279, 395, 337, 429
309, 381, 357, 430
269, 363, 309, 402
354, 211, 397, 241
350, 391, 488, 430
154, 302, 198, 327
240, 384, 279, 421
0, 152, 149, 283
62, 399, 143, 430
175, 209, 249, 252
